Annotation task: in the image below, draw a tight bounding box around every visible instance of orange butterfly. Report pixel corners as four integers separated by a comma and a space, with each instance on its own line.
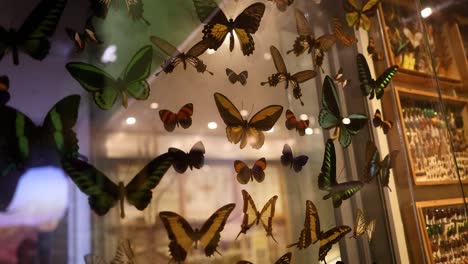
234, 158, 267, 184
285, 110, 309, 136
373, 109, 392, 134
159, 103, 193, 132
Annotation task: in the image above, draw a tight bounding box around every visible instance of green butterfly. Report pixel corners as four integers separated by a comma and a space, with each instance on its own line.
0, 0, 67, 65
318, 139, 363, 208
357, 53, 398, 100
319, 76, 368, 148
0, 95, 81, 171
66, 45, 153, 110
364, 141, 399, 191
61, 152, 174, 218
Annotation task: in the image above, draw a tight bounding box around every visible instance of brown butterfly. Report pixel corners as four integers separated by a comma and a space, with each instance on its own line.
234, 158, 267, 184
159, 203, 236, 262
285, 109, 309, 136
261, 45, 317, 105
151, 36, 213, 75
267, 0, 294, 12
238, 252, 292, 264
159, 103, 194, 132
287, 8, 315, 56
236, 190, 278, 242
373, 109, 393, 134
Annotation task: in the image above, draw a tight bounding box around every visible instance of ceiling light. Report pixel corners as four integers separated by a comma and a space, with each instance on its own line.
421, 7, 432, 18
101, 44, 117, 63
126, 117, 136, 125
300, 114, 308, 120
267, 127, 274, 133
208, 122, 218, 129
206, 49, 216, 55
150, 102, 159, 109
240, 110, 249, 117
342, 118, 351, 125
305, 128, 313, 135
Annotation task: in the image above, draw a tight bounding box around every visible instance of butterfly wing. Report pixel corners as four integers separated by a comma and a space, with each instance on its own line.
177, 103, 194, 129
61, 158, 120, 215
356, 53, 374, 98
285, 110, 298, 131
121, 45, 153, 102
366, 219, 376, 243
66, 28, 85, 52
364, 141, 381, 183
168, 148, 190, 173
248, 105, 283, 149
288, 200, 320, 249
269, 0, 294, 12
226, 68, 239, 84
159, 110, 178, 132
319, 226, 352, 261
0, 75, 10, 105
238, 71, 249, 85
372, 109, 383, 127
343, 0, 360, 28
319, 76, 341, 129
42, 95, 81, 159
238, 190, 260, 237
159, 211, 196, 262
193, 0, 220, 23
66, 62, 119, 110
259, 195, 278, 241
352, 209, 366, 238
327, 181, 364, 208
112, 240, 135, 263
274, 252, 292, 264
379, 151, 399, 190
124, 153, 174, 210
150, 36, 183, 73
201, 4, 229, 51
17, 0, 67, 61
233, 3, 266, 56
295, 8, 313, 36
293, 155, 309, 173
280, 144, 294, 168
270, 46, 288, 74
199, 203, 236, 257
374, 66, 398, 99
318, 139, 337, 191
84, 255, 107, 264
251, 158, 267, 183
213, 93, 245, 145
292, 70, 317, 84
188, 141, 205, 170
186, 39, 212, 74
234, 160, 252, 184
340, 113, 368, 147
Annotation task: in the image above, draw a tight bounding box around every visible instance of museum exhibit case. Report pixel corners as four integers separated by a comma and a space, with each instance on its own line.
0, 0, 467, 263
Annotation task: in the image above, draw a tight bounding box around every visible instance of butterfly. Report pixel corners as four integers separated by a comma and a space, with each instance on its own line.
343, 0, 381, 31
367, 37, 383, 61
0, 0, 67, 65
285, 109, 309, 136
236, 190, 278, 242
159, 203, 236, 262
287, 8, 316, 56
319, 76, 368, 148
159, 103, 194, 132
287, 200, 351, 260
280, 144, 309, 173
237, 252, 292, 264
66, 45, 153, 110
61, 152, 174, 218
84, 240, 134, 264
65, 17, 102, 53
373, 109, 392, 134
234, 158, 267, 184
261, 46, 317, 105
89, 0, 150, 25
151, 36, 213, 75
267, 0, 294, 12
168, 141, 205, 174
0, 95, 81, 175
350, 209, 376, 244
403, 27, 423, 50
193, 1, 266, 56
213, 92, 283, 149
318, 139, 364, 208
357, 53, 398, 100
226, 68, 248, 85
0, 75, 10, 105
334, 68, 350, 89
363, 141, 399, 191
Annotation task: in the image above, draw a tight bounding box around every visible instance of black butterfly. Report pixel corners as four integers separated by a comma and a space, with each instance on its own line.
168, 141, 205, 173
65, 17, 102, 53
89, 0, 149, 25
0, 0, 67, 65
364, 141, 399, 191
357, 53, 398, 100
226, 68, 248, 85
281, 144, 309, 172
0, 75, 10, 105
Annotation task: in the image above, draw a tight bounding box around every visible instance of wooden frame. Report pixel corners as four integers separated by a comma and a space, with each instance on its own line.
415, 198, 468, 264
378, 0, 466, 90
394, 86, 468, 185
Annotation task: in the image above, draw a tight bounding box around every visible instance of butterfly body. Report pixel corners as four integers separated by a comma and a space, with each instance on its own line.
357, 53, 398, 100
159, 203, 236, 262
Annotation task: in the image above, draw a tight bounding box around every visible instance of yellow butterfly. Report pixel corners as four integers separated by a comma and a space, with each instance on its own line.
84, 240, 135, 264
350, 209, 376, 243
193, 1, 266, 55
213, 92, 283, 149
344, 0, 381, 31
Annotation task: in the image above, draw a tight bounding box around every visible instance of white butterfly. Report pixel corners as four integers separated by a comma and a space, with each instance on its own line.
403, 27, 423, 49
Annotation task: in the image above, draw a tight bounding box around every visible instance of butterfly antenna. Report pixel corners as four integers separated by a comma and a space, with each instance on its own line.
286, 242, 298, 248
270, 234, 279, 244
248, 104, 254, 119
235, 230, 243, 240
215, 249, 222, 256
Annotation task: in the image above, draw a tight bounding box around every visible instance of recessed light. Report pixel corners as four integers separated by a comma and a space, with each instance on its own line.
208, 122, 218, 129
101, 44, 117, 63
305, 128, 313, 135
300, 114, 308, 120
267, 127, 274, 133
421, 7, 432, 18
342, 118, 351, 125
150, 102, 159, 109
206, 49, 216, 55
240, 110, 249, 117
126, 117, 136, 125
